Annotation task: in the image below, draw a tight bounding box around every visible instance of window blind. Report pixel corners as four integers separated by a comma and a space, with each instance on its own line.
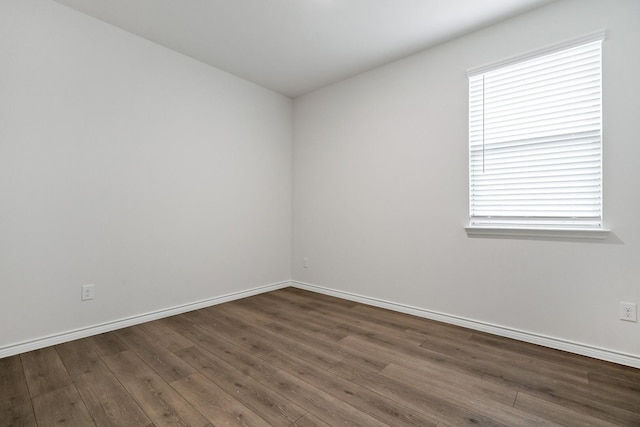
468, 39, 603, 229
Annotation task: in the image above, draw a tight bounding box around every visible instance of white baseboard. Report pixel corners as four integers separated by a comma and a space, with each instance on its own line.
6, 279, 638, 369
291, 280, 640, 369
0, 281, 291, 359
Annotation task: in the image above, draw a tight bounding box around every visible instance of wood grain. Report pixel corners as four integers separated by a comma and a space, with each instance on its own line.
267, 368, 389, 426
514, 391, 619, 427
171, 373, 269, 427
2, 287, 639, 426
56, 339, 151, 427
20, 347, 71, 398
31, 384, 94, 427
0, 355, 36, 426
175, 345, 307, 425
87, 332, 128, 357
102, 350, 209, 427
114, 326, 196, 382
137, 320, 194, 353
381, 363, 556, 426
289, 412, 332, 427
263, 348, 439, 427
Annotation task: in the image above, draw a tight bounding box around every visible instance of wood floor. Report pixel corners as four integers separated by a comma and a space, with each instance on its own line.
2, 287, 640, 426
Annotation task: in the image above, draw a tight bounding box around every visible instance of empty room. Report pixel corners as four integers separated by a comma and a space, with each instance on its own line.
1, 0, 639, 425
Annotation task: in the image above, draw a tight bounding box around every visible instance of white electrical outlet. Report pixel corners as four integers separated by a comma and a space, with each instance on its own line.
303, 257, 309, 268
620, 302, 637, 322
81, 284, 95, 301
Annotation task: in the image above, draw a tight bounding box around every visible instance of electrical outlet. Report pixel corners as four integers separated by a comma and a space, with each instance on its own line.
303, 257, 309, 268
81, 284, 95, 301
620, 302, 637, 322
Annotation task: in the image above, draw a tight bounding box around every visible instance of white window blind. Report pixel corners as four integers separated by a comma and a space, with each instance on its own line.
468, 37, 603, 230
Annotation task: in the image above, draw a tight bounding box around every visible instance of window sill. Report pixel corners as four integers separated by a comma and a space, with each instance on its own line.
465, 226, 610, 240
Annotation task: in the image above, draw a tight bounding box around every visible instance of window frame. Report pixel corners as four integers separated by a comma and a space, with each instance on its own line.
465, 31, 610, 239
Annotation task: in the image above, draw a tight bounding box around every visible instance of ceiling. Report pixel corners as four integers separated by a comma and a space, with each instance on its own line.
53, 0, 555, 98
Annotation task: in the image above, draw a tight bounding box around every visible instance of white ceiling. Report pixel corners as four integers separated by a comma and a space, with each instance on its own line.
53, 0, 554, 98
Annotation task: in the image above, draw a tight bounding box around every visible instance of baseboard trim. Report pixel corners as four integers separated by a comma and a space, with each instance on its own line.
0, 280, 290, 359
291, 280, 640, 369
6, 279, 638, 369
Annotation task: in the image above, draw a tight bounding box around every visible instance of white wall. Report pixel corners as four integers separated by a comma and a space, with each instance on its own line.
2, 0, 638, 366
0, 0, 292, 350
292, 0, 640, 361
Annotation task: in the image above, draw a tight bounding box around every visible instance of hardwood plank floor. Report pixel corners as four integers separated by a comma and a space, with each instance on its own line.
0, 355, 36, 426
1, 287, 639, 426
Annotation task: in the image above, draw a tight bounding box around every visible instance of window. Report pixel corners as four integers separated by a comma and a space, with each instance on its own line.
467, 33, 605, 234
